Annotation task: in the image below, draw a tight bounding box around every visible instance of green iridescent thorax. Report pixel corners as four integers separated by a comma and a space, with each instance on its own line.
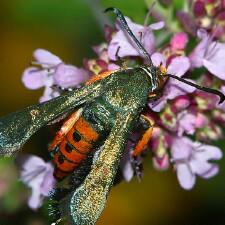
82, 67, 153, 136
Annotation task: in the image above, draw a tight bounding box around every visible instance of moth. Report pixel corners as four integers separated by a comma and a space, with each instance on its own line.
0, 7, 224, 225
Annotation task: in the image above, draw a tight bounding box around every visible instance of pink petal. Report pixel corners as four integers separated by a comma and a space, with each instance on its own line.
200, 165, 219, 179
189, 30, 209, 68
172, 96, 190, 112
148, 96, 167, 112
170, 32, 188, 50
120, 141, 134, 182
40, 163, 56, 196
151, 52, 166, 67
203, 43, 225, 80
167, 78, 196, 100
194, 144, 223, 161
171, 137, 192, 160
195, 113, 209, 128
108, 16, 158, 60
108, 31, 140, 60
39, 87, 59, 103
54, 64, 89, 88
22, 67, 46, 89
33, 49, 62, 65
122, 161, 134, 182
108, 63, 120, 70
176, 163, 196, 190
153, 154, 169, 171
167, 56, 190, 77
141, 27, 156, 55
177, 111, 196, 136
149, 21, 165, 30
17, 154, 55, 209
17, 154, 46, 174
28, 188, 43, 210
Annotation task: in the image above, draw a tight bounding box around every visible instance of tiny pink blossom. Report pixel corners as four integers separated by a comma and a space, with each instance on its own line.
16, 154, 56, 210
170, 32, 188, 50
22, 49, 88, 102
176, 110, 197, 136
171, 137, 222, 190
195, 113, 209, 128
172, 96, 190, 113
153, 154, 170, 171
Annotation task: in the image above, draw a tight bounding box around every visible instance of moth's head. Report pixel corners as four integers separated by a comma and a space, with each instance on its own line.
143, 64, 168, 95
156, 63, 168, 88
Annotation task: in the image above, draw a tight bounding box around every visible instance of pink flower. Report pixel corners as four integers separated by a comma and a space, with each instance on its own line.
170, 32, 188, 50
176, 110, 197, 136
148, 53, 193, 112
171, 96, 191, 113
22, 49, 88, 102
189, 29, 225, 80
16, 154, 56, 210
108, 17, 164, 60
171, 137, 222, 190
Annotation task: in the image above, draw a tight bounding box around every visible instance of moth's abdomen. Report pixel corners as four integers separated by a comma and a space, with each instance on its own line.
51, 116, 99, 180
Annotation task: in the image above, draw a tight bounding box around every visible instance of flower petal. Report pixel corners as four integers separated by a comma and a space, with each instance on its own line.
151, 52, 166, 67
171, 137, 193, 160
193, 143, 223, 161
149, 21, 165, 30
167, 56, 190, 77
167, 78, 196, 100
200, 164, 219, 179
177, 111, 196, 136
22, 67, 46, 89
40, 163, 56, 196
17, 154, 56, 209
28, 188, 43, 210
33, 49, 62, 65
108, 16, 158, 60
203, 43, 225, 80
54, 64, 89, 88
39, 86, 59, 103
176, 163, 196, 190
189, 30, 209, 68
148, 96, 167, 112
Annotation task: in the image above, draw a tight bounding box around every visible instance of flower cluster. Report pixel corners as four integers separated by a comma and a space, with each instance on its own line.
19, 2, 225, 209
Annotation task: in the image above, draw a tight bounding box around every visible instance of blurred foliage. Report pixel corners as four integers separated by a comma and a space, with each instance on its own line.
0, 0, 225, 225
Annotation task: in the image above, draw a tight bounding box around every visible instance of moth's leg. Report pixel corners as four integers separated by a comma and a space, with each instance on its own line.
131, 114, 154, 157
62, 112, 135, 225
0, 79, 106, 156
48, 108, 83, 153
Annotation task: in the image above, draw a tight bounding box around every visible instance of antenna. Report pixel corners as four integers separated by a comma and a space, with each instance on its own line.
105, 7, 154, 67
166, 74, 225, 104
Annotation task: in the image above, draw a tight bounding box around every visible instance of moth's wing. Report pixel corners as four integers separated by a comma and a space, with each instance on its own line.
64, 112, 135, 225
0, 80, 105, 156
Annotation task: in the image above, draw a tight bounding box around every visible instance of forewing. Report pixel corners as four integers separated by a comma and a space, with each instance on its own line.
64, 112, 135, 224
0, 80, 104, 156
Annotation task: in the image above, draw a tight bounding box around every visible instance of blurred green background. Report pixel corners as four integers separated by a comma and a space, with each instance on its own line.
1, 0, 225, 225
